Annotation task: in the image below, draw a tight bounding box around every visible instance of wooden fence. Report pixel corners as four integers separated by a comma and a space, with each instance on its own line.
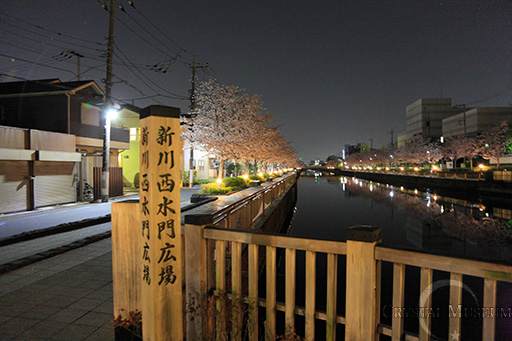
112, 172, 512, 340
184, 226, 512, 340
92, 166, 123, 200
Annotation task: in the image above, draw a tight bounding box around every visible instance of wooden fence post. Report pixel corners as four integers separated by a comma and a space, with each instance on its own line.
345, 225, 382, 341
184, 218, 209, 339
112, 201, 142, 319
139, 105, 182, 340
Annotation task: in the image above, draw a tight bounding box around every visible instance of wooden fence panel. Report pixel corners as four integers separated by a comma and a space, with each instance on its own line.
93, 166, 123, 200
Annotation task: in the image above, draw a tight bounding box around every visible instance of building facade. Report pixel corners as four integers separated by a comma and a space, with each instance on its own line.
0, 79, 137, 212
442, 107, 512, 138
397, 98, 465, 146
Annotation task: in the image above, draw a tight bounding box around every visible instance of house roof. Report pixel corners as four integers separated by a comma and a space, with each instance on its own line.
0, 79, 104, 97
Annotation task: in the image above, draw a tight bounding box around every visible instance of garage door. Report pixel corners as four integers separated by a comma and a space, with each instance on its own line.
34, 161, 77, 208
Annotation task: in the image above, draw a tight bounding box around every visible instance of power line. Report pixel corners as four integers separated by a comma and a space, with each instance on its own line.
466, 85, 512, 106
0, 53, 77, 76
125, 1, 194, 63
116, 5, 184, 60
113, 44, 188, 100
0, 24, 102, 54
0, 11, 102, 46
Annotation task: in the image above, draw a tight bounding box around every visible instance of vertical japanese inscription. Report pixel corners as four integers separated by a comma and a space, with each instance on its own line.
139, 109, 182, 340
140, 119, 180, 288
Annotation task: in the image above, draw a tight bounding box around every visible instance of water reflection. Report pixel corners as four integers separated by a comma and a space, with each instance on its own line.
292, 176, 512, 262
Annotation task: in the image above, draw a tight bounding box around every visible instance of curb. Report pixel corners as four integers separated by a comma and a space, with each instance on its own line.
0, 215, 111, 247
0, 231, 112, 274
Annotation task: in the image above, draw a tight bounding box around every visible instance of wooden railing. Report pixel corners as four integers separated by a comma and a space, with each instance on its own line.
112, 171, 512, 340
183, 225, 512, 340
375, 246, 512, 340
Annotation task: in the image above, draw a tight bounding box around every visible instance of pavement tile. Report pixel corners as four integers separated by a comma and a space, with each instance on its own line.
67, 297, 104, 311
0, 314, 14, 323
51, 324, 98, 341
61, 286, 97, 299
25, 293, 57, 305
78, 279, 111, 290
92, 300, 113, 314
18, 320, 68, 339
74, 311, 111, 327
16, 282, 53, 294
0, 291, 32, 303
0, 303, 36, 317
1, 316, 41, 338
0, 274, 23, 285
84, 289, 112, 301
46, 307, 88, 323
42, 285, 73, 295
43, 294, 80, 308
84, 325, 115, 341
20, 304, 61, 319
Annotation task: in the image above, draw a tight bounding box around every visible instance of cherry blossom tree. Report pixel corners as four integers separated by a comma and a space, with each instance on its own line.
182, 79, 297, 177
442, 135, 479, 169
478, 121, 510, 170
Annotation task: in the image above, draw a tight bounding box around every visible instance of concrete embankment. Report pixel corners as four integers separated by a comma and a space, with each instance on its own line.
336, 169, 512, 199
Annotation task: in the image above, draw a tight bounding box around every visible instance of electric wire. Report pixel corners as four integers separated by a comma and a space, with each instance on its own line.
0, 11, 102, 45
114, 43, 188, 99
126, 1, 195, 63
0, 53, 77, 76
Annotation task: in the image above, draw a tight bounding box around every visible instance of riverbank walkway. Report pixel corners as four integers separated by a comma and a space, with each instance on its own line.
0, 186, 200, 340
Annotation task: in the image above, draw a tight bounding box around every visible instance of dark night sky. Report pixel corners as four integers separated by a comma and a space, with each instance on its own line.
1, 1, 511, 162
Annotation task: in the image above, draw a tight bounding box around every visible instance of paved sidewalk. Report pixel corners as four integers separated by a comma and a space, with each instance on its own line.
0, 185, 203, 339
0, 239, 114, 340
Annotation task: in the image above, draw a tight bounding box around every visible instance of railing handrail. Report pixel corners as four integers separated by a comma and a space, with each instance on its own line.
375, 245, 512, 282
184, 173, 296, 225
203, 226, 348, 254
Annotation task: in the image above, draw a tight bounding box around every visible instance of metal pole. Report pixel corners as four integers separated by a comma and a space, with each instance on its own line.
101, 0, 115, 202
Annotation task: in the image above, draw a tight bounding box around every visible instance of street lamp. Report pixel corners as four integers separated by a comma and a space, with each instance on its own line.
101, 104, 119, 202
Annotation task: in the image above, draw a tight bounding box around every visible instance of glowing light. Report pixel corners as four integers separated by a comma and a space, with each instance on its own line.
433, 195, 438, 201
216, 178, 222, 187
414, 167, 419, 171
478, 164, 485, 170
389, 191, 394, 198
106, 107, 119, 120
242, 174, 249, 180
258, 173, 263, 177
414, 189, 418, 194
399, 167, 405, 171
400, 186, 404, 191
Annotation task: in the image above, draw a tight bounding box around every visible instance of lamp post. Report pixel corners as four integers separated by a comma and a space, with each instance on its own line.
101, 0, 115, 203
101, 107, 118, 202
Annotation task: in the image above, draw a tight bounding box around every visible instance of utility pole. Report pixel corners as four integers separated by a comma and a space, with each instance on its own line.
369, 138, 373, 150
101, 0, 115, 202
67, 50, 84, 81
187, 56, 208, 188
388, 129, 394, 147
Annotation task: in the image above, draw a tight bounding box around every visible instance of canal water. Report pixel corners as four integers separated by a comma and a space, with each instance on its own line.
273, 175, 512, 339
289, 176, 512, 262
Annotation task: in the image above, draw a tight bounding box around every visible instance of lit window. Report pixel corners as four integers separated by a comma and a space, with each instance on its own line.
198, 160, 205, 171
130, 128, 137, 141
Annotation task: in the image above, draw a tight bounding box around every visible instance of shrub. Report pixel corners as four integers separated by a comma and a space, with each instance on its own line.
197, 179, 215, 184
263, 173, 271, 179
222, 177, 249, 190
250, 174, 265, 181
182, 171, 198, 186
200, 183, 232, 195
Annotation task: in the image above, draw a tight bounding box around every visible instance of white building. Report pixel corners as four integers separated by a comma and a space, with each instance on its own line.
397, 98, 465, 146
442, 107, 512, 138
